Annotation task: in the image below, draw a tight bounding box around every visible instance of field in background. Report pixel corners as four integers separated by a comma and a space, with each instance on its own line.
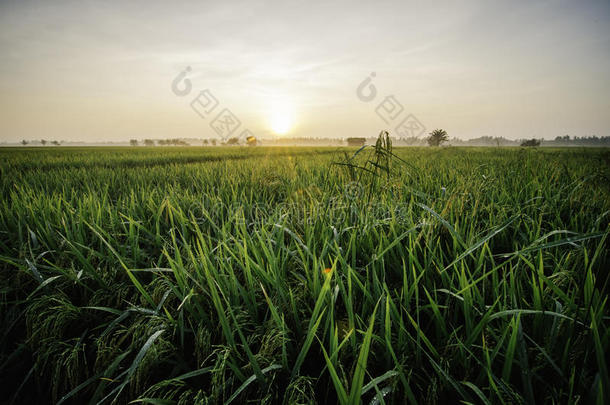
1, 146, 609, 404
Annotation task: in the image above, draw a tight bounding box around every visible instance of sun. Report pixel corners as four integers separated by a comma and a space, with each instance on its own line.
271, 114, 293, 135
268, 101, 295, 135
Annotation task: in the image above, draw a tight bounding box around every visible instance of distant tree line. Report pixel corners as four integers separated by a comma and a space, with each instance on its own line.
131, 138, 252, 146
264, 135, 610, 147
446, 135, 610, 147
20, 139, 61, 146
130, 138, 254, 147
550, 135, 610, 146
158, 139, 190, 146
16, 134, 610, 147
131, 139, 191, 146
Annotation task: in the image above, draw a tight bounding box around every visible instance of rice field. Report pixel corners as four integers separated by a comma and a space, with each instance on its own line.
1, 145, 609, 404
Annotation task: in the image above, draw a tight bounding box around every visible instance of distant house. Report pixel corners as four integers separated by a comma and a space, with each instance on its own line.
346, 137, 366, 147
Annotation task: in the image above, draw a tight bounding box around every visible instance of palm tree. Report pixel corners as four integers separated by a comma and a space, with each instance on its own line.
21, 140, 28, 146
427, 129, 449, 147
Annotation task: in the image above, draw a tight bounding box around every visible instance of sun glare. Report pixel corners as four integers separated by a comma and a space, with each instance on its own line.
269, 102, 295, 135
271, 114, 292, 135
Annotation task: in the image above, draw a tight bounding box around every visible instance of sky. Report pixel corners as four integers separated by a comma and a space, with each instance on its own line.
0, 0, 609, 142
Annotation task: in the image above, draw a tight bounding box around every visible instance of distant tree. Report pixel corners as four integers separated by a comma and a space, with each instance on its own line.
520, 139, 540, 147
21, 140, 28, 146
346, 137, 366, 147
202, 139, 209, 145
51, 140, 60, 146
129, 139, 138, 146
40, 139, 47, 146
246, 135, 257, 146
144, 139, 155, 146
226, 137, 240, 145
211, 139, 217, 146
427, 129, 449, 147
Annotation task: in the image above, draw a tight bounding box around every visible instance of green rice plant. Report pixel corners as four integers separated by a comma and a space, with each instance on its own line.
0, 146, 608, 404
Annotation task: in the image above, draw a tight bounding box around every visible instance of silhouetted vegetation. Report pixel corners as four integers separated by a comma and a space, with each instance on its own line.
427, 129, 449, 146
521, 138, 541, 147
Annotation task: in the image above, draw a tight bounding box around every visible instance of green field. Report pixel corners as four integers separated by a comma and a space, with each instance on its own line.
1, 146, 609, 404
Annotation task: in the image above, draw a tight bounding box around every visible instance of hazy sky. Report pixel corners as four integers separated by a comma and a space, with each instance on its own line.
1, 0, 609, 142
